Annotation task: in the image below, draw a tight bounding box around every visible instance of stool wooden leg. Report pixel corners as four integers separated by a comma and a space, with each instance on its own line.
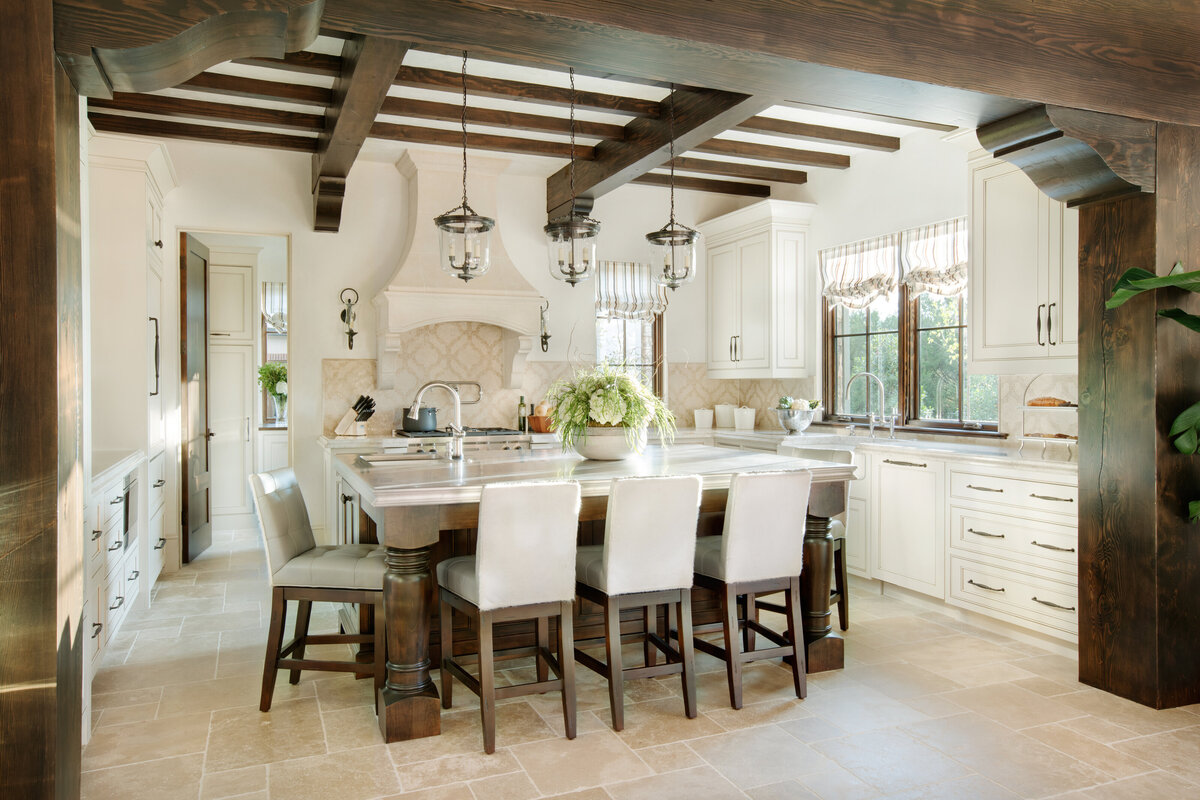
677, 592, 697, 719
479, 611, 496, 754
721, 584, 743, 710
785, 577, 807, 699
744, 592, 756, 654
289, 599, 312, 685
604, 596, 625, 731
374, 595, 386, 692
439, 593, 453, 710
643, 605, 656, 668
260, 587, 287, 712
559, 600, 577, 740
535, 616, 549, 683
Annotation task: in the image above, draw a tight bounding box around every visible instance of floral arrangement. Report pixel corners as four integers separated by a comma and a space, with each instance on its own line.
257, 362, 287, 398
546, 363, 675, 450
778, 396, 821, 410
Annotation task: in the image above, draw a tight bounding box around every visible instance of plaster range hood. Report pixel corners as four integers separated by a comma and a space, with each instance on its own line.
374, 149, 545, 389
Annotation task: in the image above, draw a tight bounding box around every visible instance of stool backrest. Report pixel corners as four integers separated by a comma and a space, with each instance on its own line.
475, 480, 582, 611
603, 475, 703, 595
249, 468, 317, 579
721, 470, 813, 583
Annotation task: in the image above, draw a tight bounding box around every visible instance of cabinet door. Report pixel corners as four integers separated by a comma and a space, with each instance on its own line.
843, 496, 869, 577
1049, 204, 1079, 357
871, 456, 946, 597
208, 344, 255, 517
147, 507, 166, 586
208, 264, 255, 342
969, 159, 1050, 368
147, 268, 165, 450
736, 232, 771, 369
772, 228, 807, 372
707, 241, 739, 370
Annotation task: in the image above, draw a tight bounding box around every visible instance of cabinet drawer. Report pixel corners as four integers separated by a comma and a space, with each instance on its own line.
123, 551, 141, 608
949, 506, 1077, 572
948, 555, 1077, 638
100, 482, 125, 527
103, 517, 125, 578
147, 508, 165, 585
950, 470, 1077, 514
148, 453, 166, 513
85, 503, 105, 575
105, 573, 128, 633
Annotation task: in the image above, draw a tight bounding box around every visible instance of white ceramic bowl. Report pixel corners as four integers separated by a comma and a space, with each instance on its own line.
574, 426, 646, 460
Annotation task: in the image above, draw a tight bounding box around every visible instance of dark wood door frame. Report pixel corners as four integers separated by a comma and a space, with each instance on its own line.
180, 233, 213, 562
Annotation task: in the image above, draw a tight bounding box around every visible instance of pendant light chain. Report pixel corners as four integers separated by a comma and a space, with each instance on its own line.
460, 50, 469, 211
568, 67, 576, 206
668, 83, 676, 226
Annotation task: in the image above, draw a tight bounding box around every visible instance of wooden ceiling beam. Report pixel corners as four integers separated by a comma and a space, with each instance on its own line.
692, 138, 851, 169
369, 122, 593, 160
89, 93, 324, 132
669, 156, 807, 185
312, 35, 409, 231
735, 116, 900, 152
178, 72, 331, 107
88, 112, 317, 152
546, 87, 774, 215
235, 51, 343, 77
632, 173, 770, 197
380, 96, 625, 140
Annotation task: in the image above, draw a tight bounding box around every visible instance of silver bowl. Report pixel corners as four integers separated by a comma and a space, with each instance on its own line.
776, 407, 818, 433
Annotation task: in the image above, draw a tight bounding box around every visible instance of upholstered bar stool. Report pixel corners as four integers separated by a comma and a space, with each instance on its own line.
437, 480, 582, 754
691, 470, 813, 709
574, 475, 704, 731
249, 468, 386, 712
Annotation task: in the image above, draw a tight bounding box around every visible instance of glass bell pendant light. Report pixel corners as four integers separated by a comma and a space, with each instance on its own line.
646, 85, 699, 290
544, 68, 600, 285
435, 51, 495, 283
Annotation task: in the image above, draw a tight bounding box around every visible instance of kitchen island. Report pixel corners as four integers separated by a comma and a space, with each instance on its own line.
332, 444, 856, 742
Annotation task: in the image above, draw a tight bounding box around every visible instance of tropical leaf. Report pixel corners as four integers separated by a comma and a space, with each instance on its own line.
1190, 500, 1200, 524
1157, 307, 1200, 334
1169, 401, 1200, 437
1106, 262, 1200, 309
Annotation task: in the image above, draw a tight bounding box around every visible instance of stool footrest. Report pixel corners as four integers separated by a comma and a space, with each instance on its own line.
277, 657, 373, 675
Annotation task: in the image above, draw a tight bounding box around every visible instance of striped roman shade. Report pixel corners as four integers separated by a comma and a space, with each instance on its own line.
261, 281, 287, 333
818, 234, 900, 309
900, 216, 968, 297
595, 261, 669, 320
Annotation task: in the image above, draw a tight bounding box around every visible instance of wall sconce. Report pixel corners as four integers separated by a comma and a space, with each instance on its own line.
340, 287, 358, 350
539, 301, 551, 353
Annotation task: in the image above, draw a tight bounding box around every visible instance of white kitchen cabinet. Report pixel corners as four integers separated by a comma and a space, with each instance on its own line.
870, 454, 946, 598
843, 496, 869, 577
208, 263, 256, 343
334, 476, 362, 545
699, 200, 814, 379
968, 152, 1078, 374
257, 428, 289, 473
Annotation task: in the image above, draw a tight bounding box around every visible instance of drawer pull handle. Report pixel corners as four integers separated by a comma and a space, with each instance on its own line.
111, 496, 124, 505
91, 622, 103, 639
1031, 493, 1074, 503
968, 579, 1005, 593
1031, 540, 1075, 553
107, 541, 122, 552
109, 596, 124, 610
91, 529, 102, 541
968, 528, 1005, 539
154, 538, 166, 550
884, 459, 927, 468
153, 479, 165, 488
966, 484, 1003, 493
128, 570, 139, 581
1032, 596, 1075, 612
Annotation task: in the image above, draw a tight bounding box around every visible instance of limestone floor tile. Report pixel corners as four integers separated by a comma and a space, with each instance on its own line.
605, 765, 747, 800
200, 765, 267, 800
687, 725, 831, 789
692, 663, 804, 709
81, 712, 211, 771
323, 703, 386, 752
267, 744, 401, 800
897, 693, 964, 719
120, 633, 218, 665
396, 750, 523, 792
91, 687, 162, 712
510, 729, 651, 796
315, 673, 377, 712
880, 774, 1020, 800
1061, 689, 1200, 737
842, 661, 963, 699
879, 635, 1025, 674
746, 781, 821, 800
469, 770, 541, 800
91, 654, 219, 693
812, 728, 971, 793
634, 741, 704, 774
942, 682, 1084, 730
937, 660, 1040, 688
777, 715, 848, 744
180, 608, 263, 636
541, 790, 614, 800
594, 697, 725, 749
205, 696, 328, 772
1079, 770, 1200, 800
1059, 715, 1142, 745
1006, 653, 1080, 685
1012, 675, 1082, 697
158, 672, 311, 718
382, 785, 474, 800
1023, 723, 1156, 780
150, 581, 226, 602
121, 614, 185, 632
703, 697, 810, 732
81, 753, 203, 800
792, 683, 927, 734
1111, 725, 1200, 785
93, 701, 159, 728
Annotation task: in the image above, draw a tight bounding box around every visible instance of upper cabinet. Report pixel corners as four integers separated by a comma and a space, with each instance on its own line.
967, 152, 1078, 374
698, 200, 815, 379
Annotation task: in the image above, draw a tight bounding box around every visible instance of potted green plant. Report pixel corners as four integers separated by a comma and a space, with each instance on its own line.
257, 362, 288, 423
546, 363, 675, 460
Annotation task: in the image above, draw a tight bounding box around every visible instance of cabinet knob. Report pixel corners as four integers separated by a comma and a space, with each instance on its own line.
154, 239, 164, 249
153, 538, 166, 550
91, 530, 102, 541
91, 622, 103, 639
341, 494, 353, 505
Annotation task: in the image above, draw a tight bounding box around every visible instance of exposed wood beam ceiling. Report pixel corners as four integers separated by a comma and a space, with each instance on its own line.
632, 173, 770, 198
734, 117, 899, 152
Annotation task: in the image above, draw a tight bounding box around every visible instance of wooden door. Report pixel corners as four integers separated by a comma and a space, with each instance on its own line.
181, 233, 212, 561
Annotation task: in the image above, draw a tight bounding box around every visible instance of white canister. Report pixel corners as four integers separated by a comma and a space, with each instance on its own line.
734, 406, 756, 431
693, 408, 714, 429
714, 404, 736, 428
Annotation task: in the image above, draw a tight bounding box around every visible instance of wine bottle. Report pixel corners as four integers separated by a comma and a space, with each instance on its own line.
517, 395, 527, 433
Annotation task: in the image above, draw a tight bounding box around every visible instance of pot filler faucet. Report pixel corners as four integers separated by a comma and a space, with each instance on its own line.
408, 382, 464, 459
845, 371, 896, 439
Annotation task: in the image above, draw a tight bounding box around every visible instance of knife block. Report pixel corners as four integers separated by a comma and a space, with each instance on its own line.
334, 409, 366, 436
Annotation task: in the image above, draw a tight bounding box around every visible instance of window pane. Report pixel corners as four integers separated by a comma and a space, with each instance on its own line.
836, 304, 867, 335
835, 335, 868, 415
868, 332, 901, 416
917, 292, 960, 329
595, 318, 625, 364
964, 373, 999, 423
868, 291, 900, 333
917, 328, 961, 420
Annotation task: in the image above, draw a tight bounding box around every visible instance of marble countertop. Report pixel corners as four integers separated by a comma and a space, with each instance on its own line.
334, 443, 856, 507
92, 448, 145, 490
779, 432, 1078, 474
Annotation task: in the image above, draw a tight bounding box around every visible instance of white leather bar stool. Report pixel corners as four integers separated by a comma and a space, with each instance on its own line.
249, 468, 386, 712
437, 480, 582, 754
574, 475, 703, 731
692, 469, 813, 709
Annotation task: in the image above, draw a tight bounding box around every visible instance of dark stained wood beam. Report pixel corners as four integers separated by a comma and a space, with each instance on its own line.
88, 112, 317, 152
692, 138, 850, 169
178, 72, 331, 107
546, 87, 773, 215
369, 121, 590, 159
380, 96, 624, 140
236, 50, 343, 77
392, 66, 659, 117
669, 156, 807, 185
735, 116, 900, 152
782, 101, 956, 133
632, 173, 770, 198
312, 36, 409, 231
89, 93, 324, 132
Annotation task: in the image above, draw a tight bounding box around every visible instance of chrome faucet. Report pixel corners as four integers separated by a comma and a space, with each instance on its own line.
408, 382, 464, 459
845, 372, 896, 439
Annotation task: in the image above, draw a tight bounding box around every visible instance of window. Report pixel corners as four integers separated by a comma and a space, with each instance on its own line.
821, 219, 998, 431
594, 261, 667, 394
596, 316, 662, 393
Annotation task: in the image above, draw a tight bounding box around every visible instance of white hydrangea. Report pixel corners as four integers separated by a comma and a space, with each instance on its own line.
588, 388, 627, 425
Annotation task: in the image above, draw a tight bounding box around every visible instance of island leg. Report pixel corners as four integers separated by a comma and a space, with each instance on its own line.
801, 513, 844, 673
377, 545, 441, 741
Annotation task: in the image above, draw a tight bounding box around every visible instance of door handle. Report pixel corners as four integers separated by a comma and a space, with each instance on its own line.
91, 622, 103, 639
109, 596, 125, 610
91, 530, 102, 541
729, 336, 734, 363
108, 541, 122, 552
205, 430, 215, 440
245, 417, 251, 443
1036, 303, 1046, 345
128, 570, 139, 581
149, 316, 160, 397
734, 335, 740, 362
1047, 302, 1056, 346
153, 479, 165, 488
154, 538, 166, 550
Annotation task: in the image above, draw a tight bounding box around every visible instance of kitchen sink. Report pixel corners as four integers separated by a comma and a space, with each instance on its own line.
357, 452, 444, 465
